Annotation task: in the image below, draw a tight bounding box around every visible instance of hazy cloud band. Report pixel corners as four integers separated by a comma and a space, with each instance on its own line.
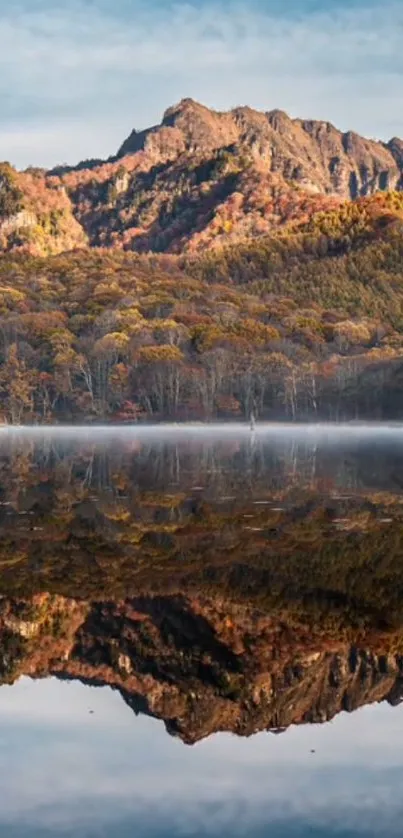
0, 0, 400, 167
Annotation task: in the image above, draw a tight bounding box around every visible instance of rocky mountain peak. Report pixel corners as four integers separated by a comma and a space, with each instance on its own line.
162, 96, 205, 124
3, 98, 403, 256
116, 100, 403, 200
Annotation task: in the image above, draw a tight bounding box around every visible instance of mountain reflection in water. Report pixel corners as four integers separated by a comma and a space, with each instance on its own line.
2, 428, 403, 836
0, 427, 403, 745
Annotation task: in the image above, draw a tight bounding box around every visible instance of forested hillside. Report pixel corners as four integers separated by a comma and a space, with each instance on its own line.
0, 191, 403, 423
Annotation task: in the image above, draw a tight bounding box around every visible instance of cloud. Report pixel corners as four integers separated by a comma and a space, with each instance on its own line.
0, 0, 401, 168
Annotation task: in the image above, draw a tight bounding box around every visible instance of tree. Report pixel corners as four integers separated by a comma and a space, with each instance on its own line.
92, 332, 130, 412
0, 344, 34, 424
134, 345, 184, 416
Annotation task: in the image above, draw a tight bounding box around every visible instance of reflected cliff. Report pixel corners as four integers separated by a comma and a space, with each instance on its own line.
1, 428, 403, 743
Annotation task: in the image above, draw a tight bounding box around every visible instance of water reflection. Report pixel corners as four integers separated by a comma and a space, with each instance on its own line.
1, 428, 403, 833
1, 679, 403, 837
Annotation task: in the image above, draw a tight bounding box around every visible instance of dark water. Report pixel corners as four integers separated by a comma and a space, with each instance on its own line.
1, 425, 403, 837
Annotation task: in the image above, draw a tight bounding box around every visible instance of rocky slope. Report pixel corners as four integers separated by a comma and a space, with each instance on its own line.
1, 592, 403, 745
117, 99, 403, 198
2, 99, 403, 255
57, 99, 403, 254
0, 163, 87, 255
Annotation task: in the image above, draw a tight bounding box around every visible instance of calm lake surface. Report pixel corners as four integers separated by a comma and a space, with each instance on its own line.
1, 424, 403, 837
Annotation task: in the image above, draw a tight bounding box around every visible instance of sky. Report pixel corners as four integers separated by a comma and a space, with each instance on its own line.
1, 677, 403, 836
0, 0, 401, 168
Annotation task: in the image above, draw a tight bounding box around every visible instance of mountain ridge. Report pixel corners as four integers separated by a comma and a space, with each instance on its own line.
116, 97, 403, 199
2, 98, 403, 256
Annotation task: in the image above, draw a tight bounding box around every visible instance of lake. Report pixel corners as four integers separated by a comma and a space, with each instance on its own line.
1, 424, 403, 837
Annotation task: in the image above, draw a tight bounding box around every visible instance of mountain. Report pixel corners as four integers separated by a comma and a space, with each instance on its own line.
117, 98, 403, 197
2, 99, 403, 255
1, 102, 403, 424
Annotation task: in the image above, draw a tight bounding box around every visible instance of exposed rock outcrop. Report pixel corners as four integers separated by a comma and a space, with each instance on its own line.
117, 98, 402, 199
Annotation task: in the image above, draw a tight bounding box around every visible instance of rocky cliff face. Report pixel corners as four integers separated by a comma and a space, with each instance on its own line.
118, 99, 403, 199
3, 98, 403, 256
2, 592, 403, 745
50, 100, 403, 253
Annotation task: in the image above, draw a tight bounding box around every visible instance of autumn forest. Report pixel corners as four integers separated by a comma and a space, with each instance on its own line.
1, 100, 403, 423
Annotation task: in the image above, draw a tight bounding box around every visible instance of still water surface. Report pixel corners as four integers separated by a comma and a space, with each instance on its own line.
1, 425, 403, 837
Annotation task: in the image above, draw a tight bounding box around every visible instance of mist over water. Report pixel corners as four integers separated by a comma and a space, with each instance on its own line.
1, 421, 403, 494
3, 420, 403, 438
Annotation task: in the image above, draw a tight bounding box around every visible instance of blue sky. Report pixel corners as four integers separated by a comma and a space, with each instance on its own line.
0, 0, 401, 168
